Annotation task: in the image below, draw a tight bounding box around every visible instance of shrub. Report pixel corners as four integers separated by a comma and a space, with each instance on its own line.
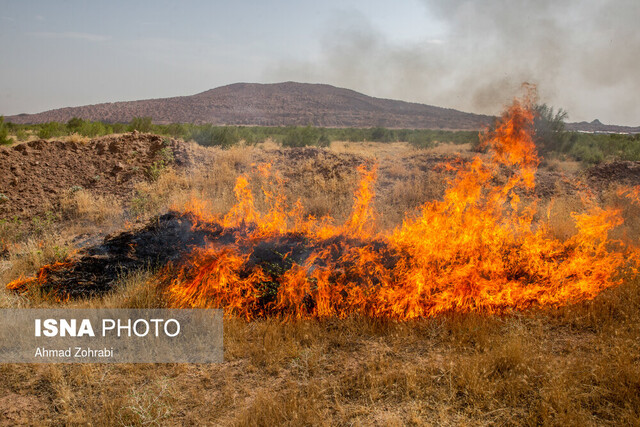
158, 146, 174, 163
37, 122, 65, 139
111, 123, 127, 133
189, 125, 241, 148
164, 123, 187, 138
145, 147, 175, 181
282, 126, 329, 147
237, 127, 269, 145
0, 116, 11, 145
213, 127, 241, 148
534, 104, 570, 154
369, 126, 395, 142
408, 132, 436, 149
66, 117, 85, 133
15, 129, 28, 141
346, 129, 366, 142
128, 117, 153, 133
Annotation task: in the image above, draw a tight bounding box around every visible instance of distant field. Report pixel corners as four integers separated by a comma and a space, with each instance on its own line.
0, 116, 480, 149
2, 116, 639, 165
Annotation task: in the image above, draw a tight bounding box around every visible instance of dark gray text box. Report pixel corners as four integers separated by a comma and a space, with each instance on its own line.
0, 309, 223, 363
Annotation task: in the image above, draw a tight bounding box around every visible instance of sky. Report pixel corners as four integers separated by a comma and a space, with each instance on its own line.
0, 0, 638, 125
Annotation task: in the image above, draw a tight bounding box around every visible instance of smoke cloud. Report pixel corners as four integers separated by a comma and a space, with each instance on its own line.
267, 0, 640, 126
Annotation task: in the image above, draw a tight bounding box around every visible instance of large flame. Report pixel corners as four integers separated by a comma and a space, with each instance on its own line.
7, 95, 638, 319
164, 96, 636, 319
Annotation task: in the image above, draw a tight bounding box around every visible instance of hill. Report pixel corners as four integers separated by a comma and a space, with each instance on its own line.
5, 82, 493, 130
565, 119, 640, 134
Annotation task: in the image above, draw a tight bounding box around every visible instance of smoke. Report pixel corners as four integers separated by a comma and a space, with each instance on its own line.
266, 0, 640, 125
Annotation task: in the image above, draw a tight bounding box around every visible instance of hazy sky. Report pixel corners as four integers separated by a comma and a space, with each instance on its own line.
1, 0, 638, 125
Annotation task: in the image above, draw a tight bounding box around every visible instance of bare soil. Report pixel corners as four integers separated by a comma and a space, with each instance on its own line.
586, 160, 640, 187
0, 132, 191, 223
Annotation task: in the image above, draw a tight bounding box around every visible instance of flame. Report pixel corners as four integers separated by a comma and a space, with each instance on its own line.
6, 261, 74, 293
618, 185, 640, 206
162, 95, 637, 319
7, 95, 639, 319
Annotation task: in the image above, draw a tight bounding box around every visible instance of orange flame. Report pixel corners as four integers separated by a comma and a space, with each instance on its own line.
7, 95, 638, 319
162, 95, 637, 319
6, 261, 74, 293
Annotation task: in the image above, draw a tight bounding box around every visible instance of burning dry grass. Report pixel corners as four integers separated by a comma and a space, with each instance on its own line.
97, 98, 636, 320
0, 234, 70, 298
1, 274, 639, 424
2, 99, 640, 424
6, 97, 640, 317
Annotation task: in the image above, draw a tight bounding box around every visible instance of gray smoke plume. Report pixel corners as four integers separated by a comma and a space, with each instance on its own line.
267, 0, 640, 125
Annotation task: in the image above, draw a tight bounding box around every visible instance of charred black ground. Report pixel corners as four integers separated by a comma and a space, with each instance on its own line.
14, 212, 215, 297
9, 211, 398, 307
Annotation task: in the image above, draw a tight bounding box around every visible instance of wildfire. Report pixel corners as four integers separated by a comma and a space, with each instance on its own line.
162, 95, 636, 320
7, 95, 638, 319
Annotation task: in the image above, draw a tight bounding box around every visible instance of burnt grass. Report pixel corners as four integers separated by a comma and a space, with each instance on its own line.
20, 212, 217, 297
13, 211, 399, 308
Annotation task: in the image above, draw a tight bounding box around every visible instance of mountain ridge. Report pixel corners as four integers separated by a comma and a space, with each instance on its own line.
4, 82, 492, 130
6, 82, 640, 133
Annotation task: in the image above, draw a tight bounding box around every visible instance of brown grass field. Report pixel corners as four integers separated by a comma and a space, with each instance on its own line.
1, 139, 639, 426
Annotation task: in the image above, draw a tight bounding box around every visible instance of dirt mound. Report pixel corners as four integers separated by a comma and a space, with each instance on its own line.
586, 161, 640, 187
0, 132, 191, 223
272, 146, 371, 180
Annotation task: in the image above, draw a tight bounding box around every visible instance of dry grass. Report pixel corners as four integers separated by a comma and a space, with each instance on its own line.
540, 157, 582, 175
1, 274, 638, 425
98, 269, 166, 309
1, 140, 639, 425
59, 189, 123, 226
62, 133, 91, 145
330, 140, 407, 158
6, 132, 93, 146
0, 234, 70, 295
429, 142, 472, 155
